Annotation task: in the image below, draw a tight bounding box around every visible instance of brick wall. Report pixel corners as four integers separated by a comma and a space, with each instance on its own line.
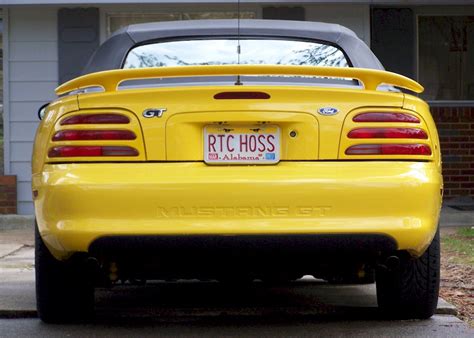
0, 175, 17, 214
430, 106, 474, 199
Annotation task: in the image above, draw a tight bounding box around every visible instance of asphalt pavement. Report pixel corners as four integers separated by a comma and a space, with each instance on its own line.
0, 315, 472, 337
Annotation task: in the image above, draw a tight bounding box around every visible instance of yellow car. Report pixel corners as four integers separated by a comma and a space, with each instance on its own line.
33, 19, 442, 323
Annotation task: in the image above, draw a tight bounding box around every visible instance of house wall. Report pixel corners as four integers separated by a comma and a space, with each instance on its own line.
369, 5, 474, 200
0, 175, 16, 214
431, 106, 474, 198
3, 7, 58, 214
97, 4, 370, 43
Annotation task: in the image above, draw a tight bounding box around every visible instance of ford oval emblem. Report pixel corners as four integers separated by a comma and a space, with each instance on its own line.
318, 107, 339, 116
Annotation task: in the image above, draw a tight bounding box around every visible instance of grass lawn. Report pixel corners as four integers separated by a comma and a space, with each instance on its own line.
442, 227, 474, 265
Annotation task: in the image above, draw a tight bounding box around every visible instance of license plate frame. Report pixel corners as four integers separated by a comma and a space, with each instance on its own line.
203, 125, 280, 164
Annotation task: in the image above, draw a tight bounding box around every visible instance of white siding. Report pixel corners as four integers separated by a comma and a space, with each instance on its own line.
10, 101, 51, 121
9, 43, 57, 61
17, 202, 35, 215
10, 142, 32, 162
10, 161, 31, 182
10, 62, 58, 81
10, 122, 39, 142
5, 7, 58, 214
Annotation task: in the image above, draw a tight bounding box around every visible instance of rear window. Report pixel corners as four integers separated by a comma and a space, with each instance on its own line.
123, 38, 349, 69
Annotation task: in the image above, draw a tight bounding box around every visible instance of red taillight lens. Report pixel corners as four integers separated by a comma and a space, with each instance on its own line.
353, 112, 420, 123
48, 146, 139, 157
52, 130, 136, 141
348, 128, 427, 139
60, 114, 130, 125
345, 144, 431, 155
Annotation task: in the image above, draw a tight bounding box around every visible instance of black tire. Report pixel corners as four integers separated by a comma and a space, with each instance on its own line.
376, 229, 440, 319
35, 222, 94, 323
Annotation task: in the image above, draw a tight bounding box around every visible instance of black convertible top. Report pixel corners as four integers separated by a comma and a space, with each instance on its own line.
83, 19, 383, 75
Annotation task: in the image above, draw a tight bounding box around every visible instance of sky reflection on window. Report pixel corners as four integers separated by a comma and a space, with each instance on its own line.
124, 39, 349, 69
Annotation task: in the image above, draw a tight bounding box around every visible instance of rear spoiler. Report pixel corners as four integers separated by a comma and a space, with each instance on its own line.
56, 65, 424, 96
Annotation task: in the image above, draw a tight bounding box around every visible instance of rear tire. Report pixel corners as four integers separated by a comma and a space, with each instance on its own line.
35, 222, 94, 323
376, 229, 440, 319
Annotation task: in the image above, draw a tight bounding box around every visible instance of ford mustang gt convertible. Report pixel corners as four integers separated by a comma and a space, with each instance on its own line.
32, 19, 442, 322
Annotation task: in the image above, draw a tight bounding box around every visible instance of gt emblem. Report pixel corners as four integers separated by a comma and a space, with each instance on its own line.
143, 108, 167, 118
318, 107, 339, 116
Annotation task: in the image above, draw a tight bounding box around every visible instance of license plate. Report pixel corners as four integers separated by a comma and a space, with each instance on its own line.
204, 125, 280, 164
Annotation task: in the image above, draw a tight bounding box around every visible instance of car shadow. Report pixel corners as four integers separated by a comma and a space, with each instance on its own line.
91, 278, 387, 325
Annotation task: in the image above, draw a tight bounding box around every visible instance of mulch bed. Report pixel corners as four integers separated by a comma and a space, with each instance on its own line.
440, 247, 474, 327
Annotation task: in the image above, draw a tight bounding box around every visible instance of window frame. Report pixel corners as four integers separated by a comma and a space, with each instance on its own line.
102, 6, 260, 39
414, 6, 474, 106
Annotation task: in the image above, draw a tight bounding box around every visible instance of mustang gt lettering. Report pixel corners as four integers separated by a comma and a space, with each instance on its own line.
156, 206, 332, 218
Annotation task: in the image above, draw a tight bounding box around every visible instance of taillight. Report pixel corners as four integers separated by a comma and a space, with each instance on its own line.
60, 114, 130, 125
353, 112, 420, 123
48, 146, 139, 157
348, 128, 427, 139
345, 144, 431, 155
52, 130, 136, 141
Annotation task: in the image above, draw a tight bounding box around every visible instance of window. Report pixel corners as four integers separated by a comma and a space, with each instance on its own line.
418, 16, 474, 101
0, 14, 3, 176
107, 11, 256, 36
123, 38, 349, 69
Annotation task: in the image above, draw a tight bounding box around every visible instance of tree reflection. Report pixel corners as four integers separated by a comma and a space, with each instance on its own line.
124, 39, 348, 69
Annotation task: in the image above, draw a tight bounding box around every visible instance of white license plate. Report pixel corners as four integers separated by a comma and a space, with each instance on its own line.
204, 125, 280, 164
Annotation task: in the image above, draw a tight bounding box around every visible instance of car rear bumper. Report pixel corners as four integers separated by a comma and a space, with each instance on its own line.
33, 161, 442, 260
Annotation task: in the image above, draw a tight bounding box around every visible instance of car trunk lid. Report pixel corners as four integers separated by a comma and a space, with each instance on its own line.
76, 85, 405, 161
55, 65, 424, 162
